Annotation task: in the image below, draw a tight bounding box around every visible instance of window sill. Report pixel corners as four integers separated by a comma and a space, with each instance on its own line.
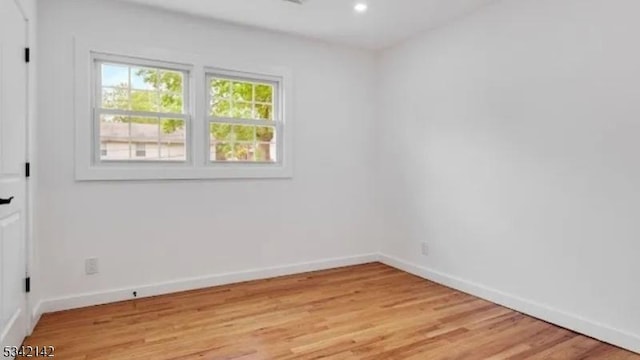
75, 164, 293, 181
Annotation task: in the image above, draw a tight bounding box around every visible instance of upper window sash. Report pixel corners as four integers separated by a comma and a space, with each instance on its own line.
206, 71, 281, 124
93, 54, 191, 118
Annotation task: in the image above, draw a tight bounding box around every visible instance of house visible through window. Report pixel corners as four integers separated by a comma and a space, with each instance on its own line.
96, 59, 188, 162
135, 143, 146, 158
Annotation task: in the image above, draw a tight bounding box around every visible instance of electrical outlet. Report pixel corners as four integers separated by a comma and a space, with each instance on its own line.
85, 258, 99, 275
421, 242, 429, 256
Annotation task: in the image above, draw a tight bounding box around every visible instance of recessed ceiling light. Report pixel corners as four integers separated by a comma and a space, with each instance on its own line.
354, 3, 368, 13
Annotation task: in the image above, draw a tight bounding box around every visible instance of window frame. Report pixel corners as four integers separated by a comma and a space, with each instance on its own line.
74, 37, 293, 181
205, 68, 283, 166
92, 53, 192, 165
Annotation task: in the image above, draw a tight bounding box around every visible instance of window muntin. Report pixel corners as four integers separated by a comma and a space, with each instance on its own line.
208, 74, 280, 163
95, 59, 189, 163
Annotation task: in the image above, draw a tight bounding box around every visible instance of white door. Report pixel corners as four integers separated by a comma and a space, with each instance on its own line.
0, 0, 29, 350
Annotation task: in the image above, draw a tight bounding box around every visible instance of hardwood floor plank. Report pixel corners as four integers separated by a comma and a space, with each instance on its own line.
25, 263, 639, 359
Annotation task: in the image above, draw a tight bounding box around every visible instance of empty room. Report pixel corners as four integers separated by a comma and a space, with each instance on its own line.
0, 0, 639, 358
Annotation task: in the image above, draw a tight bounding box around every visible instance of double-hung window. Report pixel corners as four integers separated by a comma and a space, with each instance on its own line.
207, 72, 280, 163
75, 39, 292, 180
95, 56, 190, 163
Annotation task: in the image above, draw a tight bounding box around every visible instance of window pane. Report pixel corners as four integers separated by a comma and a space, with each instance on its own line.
211, 100, 231, 117
211, 79, 231, 99
131, 67, 158, 90
255, 104, 273, 120
256, 126, 275, 142
255, 84, 273, 103
160, 119, 186, 161
99, 114, 131, 160
130, 117, 159, 138
210, 123, 233, 141
160, 93, 183, 113
256, 143, 276, 162
233, 125, 255, 142
102, 87, 129, 110
101, 64, 128, 87
232, 102, 253, 119
233, 143, 254, 161
158, 70, 183, 93
131, 90, 158, 112
130, 117, 159, 160
232, 82, 253, 102
211, 142, 231, 161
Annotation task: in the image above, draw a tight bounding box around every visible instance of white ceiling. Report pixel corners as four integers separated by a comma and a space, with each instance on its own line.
117, 0, 498, 50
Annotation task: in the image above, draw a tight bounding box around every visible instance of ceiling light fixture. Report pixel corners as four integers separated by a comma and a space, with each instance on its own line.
354, 2, 368, 13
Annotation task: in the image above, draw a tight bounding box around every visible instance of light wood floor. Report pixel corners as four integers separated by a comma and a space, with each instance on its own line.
26, 263, 639, 359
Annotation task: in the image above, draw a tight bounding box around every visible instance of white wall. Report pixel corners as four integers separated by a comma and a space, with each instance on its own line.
35, 0, 379, 311
378, 0, 640, 352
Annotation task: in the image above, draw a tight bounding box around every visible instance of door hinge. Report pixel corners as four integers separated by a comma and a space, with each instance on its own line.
25, 162, 30, 178
25, 47, 30, 63
25, 277, 31, 293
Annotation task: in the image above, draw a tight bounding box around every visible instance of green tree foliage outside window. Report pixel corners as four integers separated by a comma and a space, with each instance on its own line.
101, 66, 184, 134
210, 78, 276, 162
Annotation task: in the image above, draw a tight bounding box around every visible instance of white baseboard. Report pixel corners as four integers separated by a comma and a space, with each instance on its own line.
31, 252, 639, 355
379, 253, 640, 355
33, 253, 380, 322
1, 309, 24, 347
29, 305, 41, 335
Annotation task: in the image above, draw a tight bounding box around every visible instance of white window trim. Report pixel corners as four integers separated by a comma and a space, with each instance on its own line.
74, 37, 293, 181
